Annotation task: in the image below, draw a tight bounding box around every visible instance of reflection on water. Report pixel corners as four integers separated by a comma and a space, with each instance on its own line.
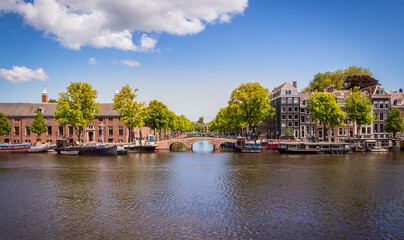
0, 152, 403, 239
192, 140, 214, 153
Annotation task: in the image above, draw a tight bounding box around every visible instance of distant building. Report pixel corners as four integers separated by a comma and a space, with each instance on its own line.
0, 88, 154, 144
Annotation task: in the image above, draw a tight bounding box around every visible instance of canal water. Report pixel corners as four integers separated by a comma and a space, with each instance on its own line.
0, 141, 403, 239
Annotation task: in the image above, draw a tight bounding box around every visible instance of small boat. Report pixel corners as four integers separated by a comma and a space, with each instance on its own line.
0, 143, 50, 153
368, 146, 389, 152
55, 139, 118, 156
234, 137, 261, 153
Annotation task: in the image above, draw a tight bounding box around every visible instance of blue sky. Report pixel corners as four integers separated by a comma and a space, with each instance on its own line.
0, 0, 403, 121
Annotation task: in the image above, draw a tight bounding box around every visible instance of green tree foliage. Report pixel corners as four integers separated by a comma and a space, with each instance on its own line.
384, 108, 404, 138
113, 84, 145, 143
208, 105, 244, 132
344, 87, 375, 138
344, 75, 379, 90
48, 99, 57, 103
144, 100, 172, 135
172, 115, 194, 132
29, 111, 47, 142
285, 128, 292, 136
303, 66, 373, 92
192, 121, 205, 132
54, 82, 100, 143
229, 82, 274, 131
0, 112, 11, 136
307, 92, 346, 141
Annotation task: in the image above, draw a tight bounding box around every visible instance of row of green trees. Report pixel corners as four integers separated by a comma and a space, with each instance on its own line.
0, 82, 197, 143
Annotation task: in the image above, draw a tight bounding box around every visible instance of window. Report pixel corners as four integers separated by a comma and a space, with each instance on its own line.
367, 127, 371, 134
288, 107, 292, 112
300, 108, 305, 113
379, 113, 384, 121
47, 117, 52, 122
281, 122, 286, 128
301, 116, 305, 123
26, 126, 30, 136
385, 102, 389, 108
302, 99, 307, 105
14, 117, 19, 122
288, 122, 292, 127
118, 126, 123, 136
294, 121, 299, 127
373, 101, 378, 109
380, 124, 383, 132
281, 98, 286, 104
108, 117, 113, 122
294, 114, 298, 120
98, 126, 103, 136
288, 115, 292, 120
294, 98, 299, 104
47, 126, 52, 136
362, 127, 366, 134
282, 115, 286, 120
69, 126, 73, 136
339, 128, 343, 136
99, 117, 103, 122
287, 98, 293, 104
14, 126, 19, 136
374, 124, 378, 133
337, 99, 343, 104
281, 106, 286, 112
59, 126, 63, 136
379, 101, 384, 109
108, 126, 113, 136
344, 128, 347, 136
25, 117, 30, 122
294, 107, 299, 112
306, 116, 310, 123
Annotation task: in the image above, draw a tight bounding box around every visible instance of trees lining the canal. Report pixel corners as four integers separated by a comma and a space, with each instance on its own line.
29, 110, 47, 142
384, 108, 404, 138
0, 112, 11, 136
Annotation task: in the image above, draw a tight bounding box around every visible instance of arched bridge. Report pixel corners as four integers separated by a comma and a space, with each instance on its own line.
156, 137, 235, 150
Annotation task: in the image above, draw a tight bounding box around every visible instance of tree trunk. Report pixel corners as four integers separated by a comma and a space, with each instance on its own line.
128, 127, 132, 143
139, 129, 143, 146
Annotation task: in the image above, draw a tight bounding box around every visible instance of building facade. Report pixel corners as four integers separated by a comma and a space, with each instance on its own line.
0, 89, 154, 144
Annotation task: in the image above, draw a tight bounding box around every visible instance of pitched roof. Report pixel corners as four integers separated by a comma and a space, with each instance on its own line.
390, 92, 404, 105
271, 82, 297, 93
0, 103, 119, 117
298, 92, 312, 104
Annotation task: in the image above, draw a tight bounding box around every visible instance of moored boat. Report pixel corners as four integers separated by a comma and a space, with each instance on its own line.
55, 139, 118, 156
0, 143, 50, 153
277, 142, 351, 154
234, 137, 261, 153
123, 144, 157, 152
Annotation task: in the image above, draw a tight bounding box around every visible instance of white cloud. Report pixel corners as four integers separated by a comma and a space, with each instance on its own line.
120, 59, 141, 68
0, 66, 49, 83
88, 57, 97, 65
0, 0, 248, 51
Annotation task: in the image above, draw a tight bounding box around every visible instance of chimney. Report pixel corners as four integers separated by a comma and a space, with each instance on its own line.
400, 88, 403, 93
293, 81, 297, 89
41, 87, 48, 103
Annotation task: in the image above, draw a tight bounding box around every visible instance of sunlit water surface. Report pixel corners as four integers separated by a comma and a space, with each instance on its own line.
0, 141, 403, 239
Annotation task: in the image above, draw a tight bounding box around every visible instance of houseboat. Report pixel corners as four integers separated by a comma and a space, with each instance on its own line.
277, 142, 351, 154
55, 139, 118, 156
234, 137, 261, 153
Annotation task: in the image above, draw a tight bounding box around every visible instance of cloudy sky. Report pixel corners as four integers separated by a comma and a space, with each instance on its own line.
0, 0, 403, 121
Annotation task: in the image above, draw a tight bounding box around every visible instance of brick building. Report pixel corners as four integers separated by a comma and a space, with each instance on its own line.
0, 88, 154, 144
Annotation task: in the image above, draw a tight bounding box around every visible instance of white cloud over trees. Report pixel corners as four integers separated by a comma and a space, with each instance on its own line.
0, 0, 248, 51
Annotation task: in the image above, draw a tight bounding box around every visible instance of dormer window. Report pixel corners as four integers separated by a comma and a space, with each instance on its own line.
380, 90, 384, 95
36, 108, 44, 114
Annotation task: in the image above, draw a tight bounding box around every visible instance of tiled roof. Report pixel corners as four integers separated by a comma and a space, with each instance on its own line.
298, 92, 312, 104
390, 92, 404, 105
0, 102, 119, 117
271, 82, 297, 93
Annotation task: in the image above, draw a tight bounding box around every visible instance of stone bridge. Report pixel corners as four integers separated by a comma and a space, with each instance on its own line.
155, 137, 235, 150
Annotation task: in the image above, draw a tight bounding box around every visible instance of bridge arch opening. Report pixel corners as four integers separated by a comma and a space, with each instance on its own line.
191, 140, 214, 153
170, 142, 187, 152
219, 142, 234, 151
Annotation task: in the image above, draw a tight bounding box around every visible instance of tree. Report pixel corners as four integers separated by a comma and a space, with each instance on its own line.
285, 128, 292, 137
29, 111, 47, 142
48, 99, 57, 103
344, 87, 375, 138
229, 82, 273, 136
192, 121, 205, 132
384, 108, 404, 138
307, 92, 346, 141
0, 112, 11, 136
303, 66, 373, 92
54, 82, 100, 143
344, 75, 379, 90
113, 84, 145, 143
264, 106, 276, 138
144, 100, 172, 141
